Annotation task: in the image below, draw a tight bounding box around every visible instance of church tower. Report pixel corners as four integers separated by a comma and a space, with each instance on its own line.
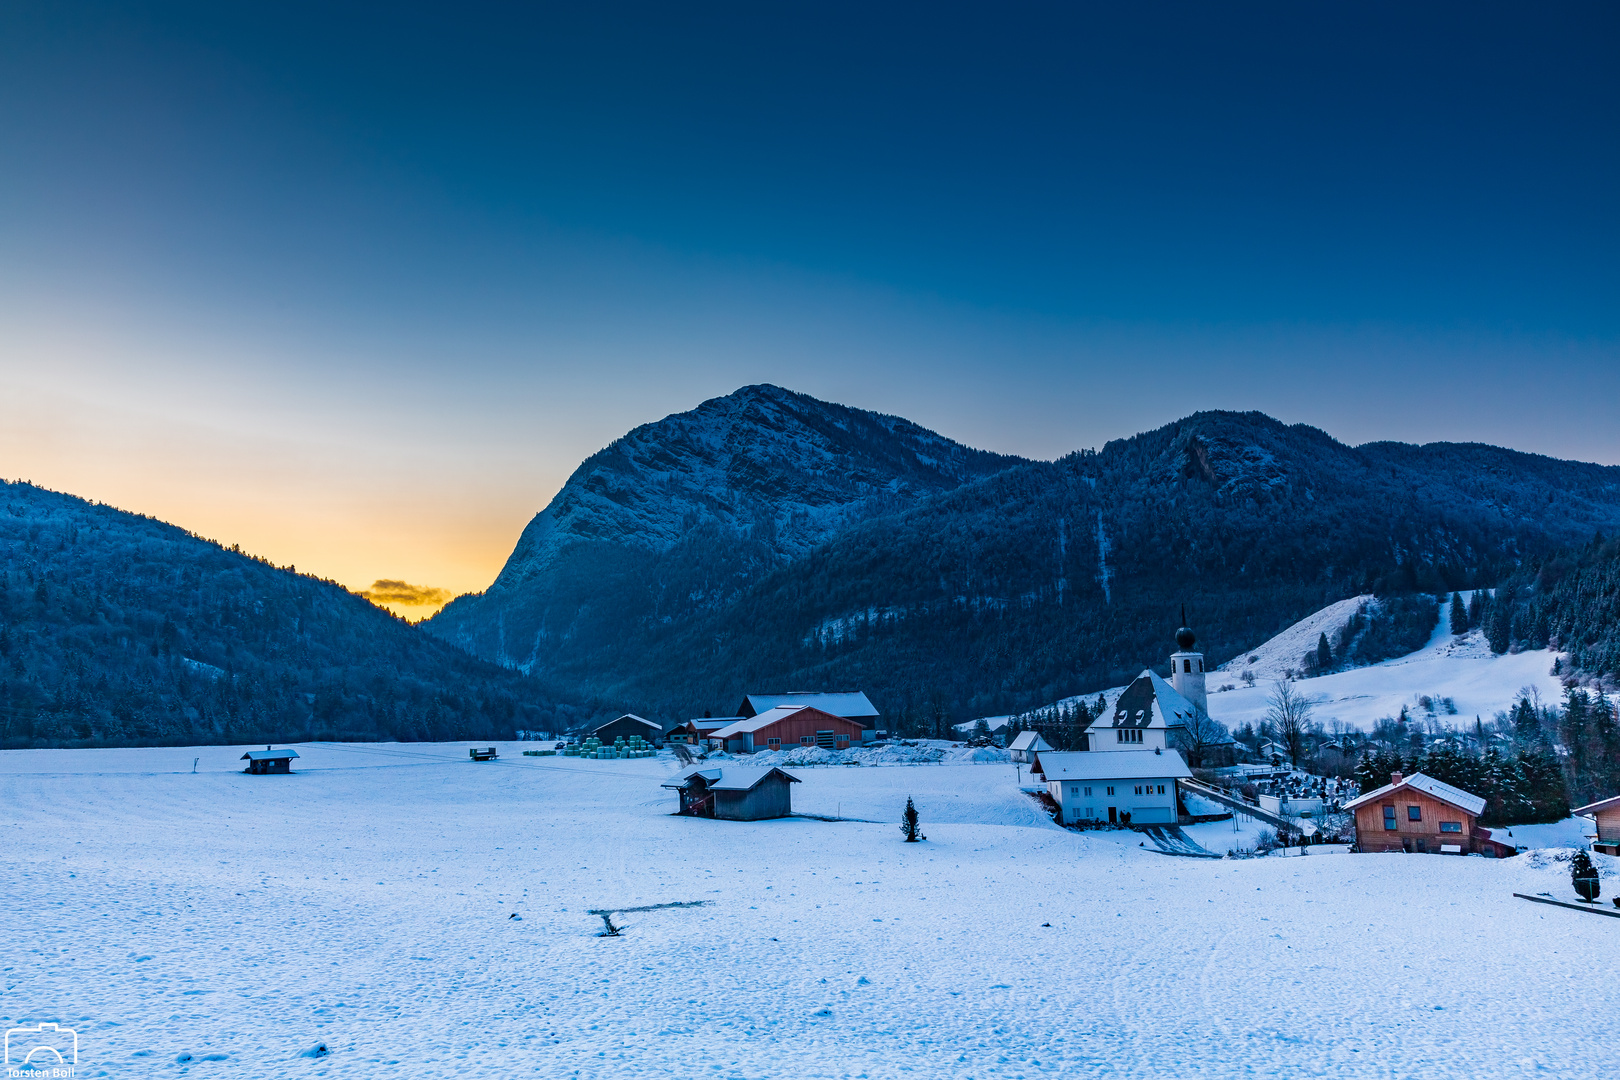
1169, 610, 1207, 714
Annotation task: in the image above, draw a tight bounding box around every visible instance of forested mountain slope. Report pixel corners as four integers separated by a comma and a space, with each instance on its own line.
0, 482, 552, 748
431, 403, 1620, 730
427, 383, 1023, 670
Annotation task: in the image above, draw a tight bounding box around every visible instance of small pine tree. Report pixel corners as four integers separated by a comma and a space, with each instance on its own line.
900, 796, 922, 842
1449, 593, 1468, 636
1316, 632, 1333, 672
1571, 849, 1600, 902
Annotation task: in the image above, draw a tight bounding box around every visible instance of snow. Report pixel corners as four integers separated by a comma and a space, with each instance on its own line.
5, 740, 1618, 1078
1206, 595, 1567, 731
1486, 816, 1598, 852
1215, 594, 1375, 683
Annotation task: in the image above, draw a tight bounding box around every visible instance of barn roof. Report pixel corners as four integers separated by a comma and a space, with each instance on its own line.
738, 692, 878, 721
1035, 749, 1191, 782
660, 766, 801, 792
240, 749, 299, 761
1342, 772, 1487, 817
708, 706, 859, 739
592, 713, 660, 735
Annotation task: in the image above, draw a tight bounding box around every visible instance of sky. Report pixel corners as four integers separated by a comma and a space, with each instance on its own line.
2, 2, 1617, 617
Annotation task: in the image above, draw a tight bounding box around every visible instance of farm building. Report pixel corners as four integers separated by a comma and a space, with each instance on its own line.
1343, 772, 1491, 855
240, 748, 298, 775
661, 766, 801, 820
591, 714, 664, 746
706, 706, 866, 754
1573, 794, 1620, 856
1035, 748, 1192, 825
1008, 731, 1054, 763
736, 692, 879, 740
665, 717, 739, 745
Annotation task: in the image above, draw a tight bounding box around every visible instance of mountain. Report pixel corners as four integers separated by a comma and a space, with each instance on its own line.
0, 481, 556, 748
427, 383, 1023, 668
428, 398, 1620, 731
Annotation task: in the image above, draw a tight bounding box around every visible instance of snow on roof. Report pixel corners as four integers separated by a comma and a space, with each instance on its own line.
708, 706, 817, 739
1573, 794, 1620, 817
1035, 749, 1191, 782
684, 717, 740, 731
1008, 731, 1053, 752
660, 766, 800, 792
592, 713, 660, 734
1087, 671, 1198, 732
739, 691, 878, 721
1342, 772, 1486, 817
240, 748, 299, 761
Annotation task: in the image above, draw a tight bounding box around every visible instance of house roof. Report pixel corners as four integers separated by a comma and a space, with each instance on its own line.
1035, 749, 1192, 782
738, 692, 878, 721
1009, 731, 1053, 753
682, 717, 739, 732
660, 766, 801, 792
1087, 671, 1198, 733
1342, 772, 1487, 817
1573, 794, 1620, 817
592, 713, 660, 735
240, 749, 299, 761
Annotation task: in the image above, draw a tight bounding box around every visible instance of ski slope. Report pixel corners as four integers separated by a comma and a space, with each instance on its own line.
3, 741, 1616, 1078
1206, 595, 1567, 732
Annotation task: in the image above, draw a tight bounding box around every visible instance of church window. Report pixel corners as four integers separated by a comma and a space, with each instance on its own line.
1183, 659, 1192, 673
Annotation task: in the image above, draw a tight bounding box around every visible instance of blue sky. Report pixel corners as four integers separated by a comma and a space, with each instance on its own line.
2, 2, 1616, 608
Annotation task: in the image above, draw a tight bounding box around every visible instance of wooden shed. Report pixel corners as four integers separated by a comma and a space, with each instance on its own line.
1573, 794, 1620, 856
1343, 771, 1488, 855
661, 766, 801, 820
591, 714, 664, 746
241, 747, 299, 775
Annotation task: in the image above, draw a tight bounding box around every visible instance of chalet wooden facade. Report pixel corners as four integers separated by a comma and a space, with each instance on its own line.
1344, 772, 1492, 855
1573, 794, 1620, 856
241, 748, 298, 774
661, 766, 801, 820
705, 706, 865, 754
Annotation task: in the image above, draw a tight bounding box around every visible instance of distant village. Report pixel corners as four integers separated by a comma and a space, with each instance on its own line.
472, 618, 1620, 864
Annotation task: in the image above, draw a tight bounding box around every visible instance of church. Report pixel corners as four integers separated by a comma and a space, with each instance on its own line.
1034, 620, 1215, 826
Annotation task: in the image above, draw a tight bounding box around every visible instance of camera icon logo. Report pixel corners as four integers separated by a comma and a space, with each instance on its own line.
5, 1022, 78, 1066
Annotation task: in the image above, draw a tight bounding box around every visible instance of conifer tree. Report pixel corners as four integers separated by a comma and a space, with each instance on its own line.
1571, 849, 1600, 902
1316, 633, 1333, 672
900, 796, 922, 842
1449, 593, 1468, 636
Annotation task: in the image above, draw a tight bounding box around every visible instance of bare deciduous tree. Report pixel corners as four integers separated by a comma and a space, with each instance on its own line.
1267, 680, 1314, 767
1177, 705, 1230, 770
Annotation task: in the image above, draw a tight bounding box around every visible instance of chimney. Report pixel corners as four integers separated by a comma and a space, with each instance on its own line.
1391, 771, 1403, 787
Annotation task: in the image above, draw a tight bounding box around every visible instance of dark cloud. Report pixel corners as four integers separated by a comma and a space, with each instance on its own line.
360, 579, 452, 607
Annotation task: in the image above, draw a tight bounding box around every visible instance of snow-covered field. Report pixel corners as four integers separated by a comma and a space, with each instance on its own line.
5, 741, 1618, 1079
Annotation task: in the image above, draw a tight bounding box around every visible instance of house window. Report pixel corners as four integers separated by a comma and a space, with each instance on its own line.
1084, 787, 1092, 797
1134, 785, 1143, 795
767, 738, 781, 749
1383, 806, 1397, 830
1156, 784, 1166, 795
1070, 785, 1080, 795
1106, 786, 1115, 796
800, 736, 814, 746
1408, 806, 1422, 822
1440, 821, 1462, 833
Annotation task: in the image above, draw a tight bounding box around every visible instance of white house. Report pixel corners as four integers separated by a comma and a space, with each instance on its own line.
1085, 670, 1199, 752
1009, 731, 1054, 763
1036, 748, 1192, 825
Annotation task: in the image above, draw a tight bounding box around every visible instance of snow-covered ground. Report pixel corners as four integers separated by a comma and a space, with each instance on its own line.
1206, 596, 1567, 731
1214, 594, 1375, 684
4, 741, 1617, 1079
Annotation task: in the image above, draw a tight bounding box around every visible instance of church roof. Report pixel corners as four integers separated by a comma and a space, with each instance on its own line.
1086, 670, 1199, 733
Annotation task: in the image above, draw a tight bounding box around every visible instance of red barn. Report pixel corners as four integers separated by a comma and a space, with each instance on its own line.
705, 706, 865, 754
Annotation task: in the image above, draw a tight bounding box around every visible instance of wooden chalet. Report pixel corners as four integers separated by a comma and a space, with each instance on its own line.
662, 766, 801, 820
706, 706, 865, 754
241, 747, 299, 775
1344, 771, 1499, 856
1573, 794, 1620, 856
